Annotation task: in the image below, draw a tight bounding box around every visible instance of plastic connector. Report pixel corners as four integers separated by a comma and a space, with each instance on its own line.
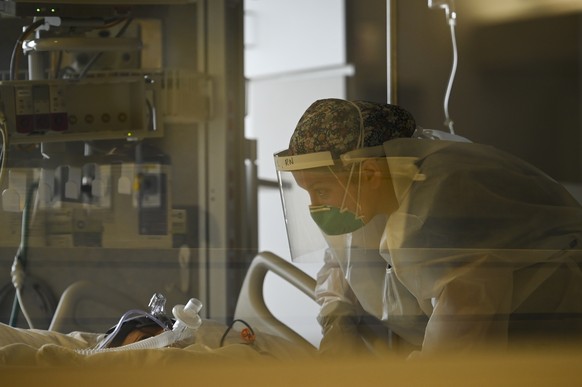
172, 298, 203, 331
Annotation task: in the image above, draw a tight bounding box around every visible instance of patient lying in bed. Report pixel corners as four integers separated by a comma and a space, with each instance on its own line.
0, 293, 318, 366
0, 316, 315, 366
0, 252, 320, 366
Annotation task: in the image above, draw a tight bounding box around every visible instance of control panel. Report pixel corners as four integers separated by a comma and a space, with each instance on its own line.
0, 75, 163, 143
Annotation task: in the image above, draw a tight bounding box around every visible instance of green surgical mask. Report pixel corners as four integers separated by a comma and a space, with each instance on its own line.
310, 205, 365, 235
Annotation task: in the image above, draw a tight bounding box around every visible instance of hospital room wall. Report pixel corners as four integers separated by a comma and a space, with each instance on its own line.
245, 0, 582, 189
345, 0, 582, 188
392, 1, 582, 189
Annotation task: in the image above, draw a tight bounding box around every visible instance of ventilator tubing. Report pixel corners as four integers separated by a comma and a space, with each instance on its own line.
77, 298, 203, 355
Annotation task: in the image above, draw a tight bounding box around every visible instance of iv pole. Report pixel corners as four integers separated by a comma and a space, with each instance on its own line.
387, 0, 458, 134
386, 0, 397, 104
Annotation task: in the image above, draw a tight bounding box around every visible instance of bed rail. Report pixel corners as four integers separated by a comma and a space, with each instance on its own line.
234, 251, 317, 350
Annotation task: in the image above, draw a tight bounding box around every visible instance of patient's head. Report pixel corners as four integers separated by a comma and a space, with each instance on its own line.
106, 316, 167, 348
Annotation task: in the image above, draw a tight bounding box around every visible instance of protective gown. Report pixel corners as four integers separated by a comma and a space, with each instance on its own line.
315, 138, 582, 354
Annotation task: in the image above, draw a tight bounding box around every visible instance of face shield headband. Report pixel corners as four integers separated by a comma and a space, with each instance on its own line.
308, 102, 368, 235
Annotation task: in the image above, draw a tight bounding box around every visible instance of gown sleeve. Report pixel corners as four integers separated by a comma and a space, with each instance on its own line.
314, 249, 369, 355
384, 139, 582, 353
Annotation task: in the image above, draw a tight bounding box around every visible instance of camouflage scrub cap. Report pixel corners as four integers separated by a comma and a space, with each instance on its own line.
289, 99, 416, 158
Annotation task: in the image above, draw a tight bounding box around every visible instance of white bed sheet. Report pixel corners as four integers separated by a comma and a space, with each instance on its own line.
0, 319, 315, 366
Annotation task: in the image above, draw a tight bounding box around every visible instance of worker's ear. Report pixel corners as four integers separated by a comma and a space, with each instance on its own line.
361, 159, 384, 189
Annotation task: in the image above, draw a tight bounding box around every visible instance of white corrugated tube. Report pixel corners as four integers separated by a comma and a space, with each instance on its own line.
77, 298, 203, 355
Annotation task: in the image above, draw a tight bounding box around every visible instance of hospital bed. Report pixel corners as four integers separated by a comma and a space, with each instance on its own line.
3, 251, 582, 387
0, 249, 405, 362
0, 251, 319, 366
47, 250, 318, 350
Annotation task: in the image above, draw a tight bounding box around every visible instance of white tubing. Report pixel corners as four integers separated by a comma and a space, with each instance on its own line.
76, 298, 203, 355
77, 329, 190, 355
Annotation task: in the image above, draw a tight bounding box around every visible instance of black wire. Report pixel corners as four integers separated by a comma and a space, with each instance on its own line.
219, 319, 255, 347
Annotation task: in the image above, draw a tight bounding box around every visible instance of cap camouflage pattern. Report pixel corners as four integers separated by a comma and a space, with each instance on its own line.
289, 99, 416, 159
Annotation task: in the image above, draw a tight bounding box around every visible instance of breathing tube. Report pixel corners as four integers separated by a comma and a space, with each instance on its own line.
77, 298, 203, 355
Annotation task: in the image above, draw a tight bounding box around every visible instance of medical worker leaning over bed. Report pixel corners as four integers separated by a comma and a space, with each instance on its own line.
274, 98, 582, 357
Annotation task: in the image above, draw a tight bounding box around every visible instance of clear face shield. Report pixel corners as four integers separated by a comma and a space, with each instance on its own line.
275, 150, 337, 263
274, 145, 390, 263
